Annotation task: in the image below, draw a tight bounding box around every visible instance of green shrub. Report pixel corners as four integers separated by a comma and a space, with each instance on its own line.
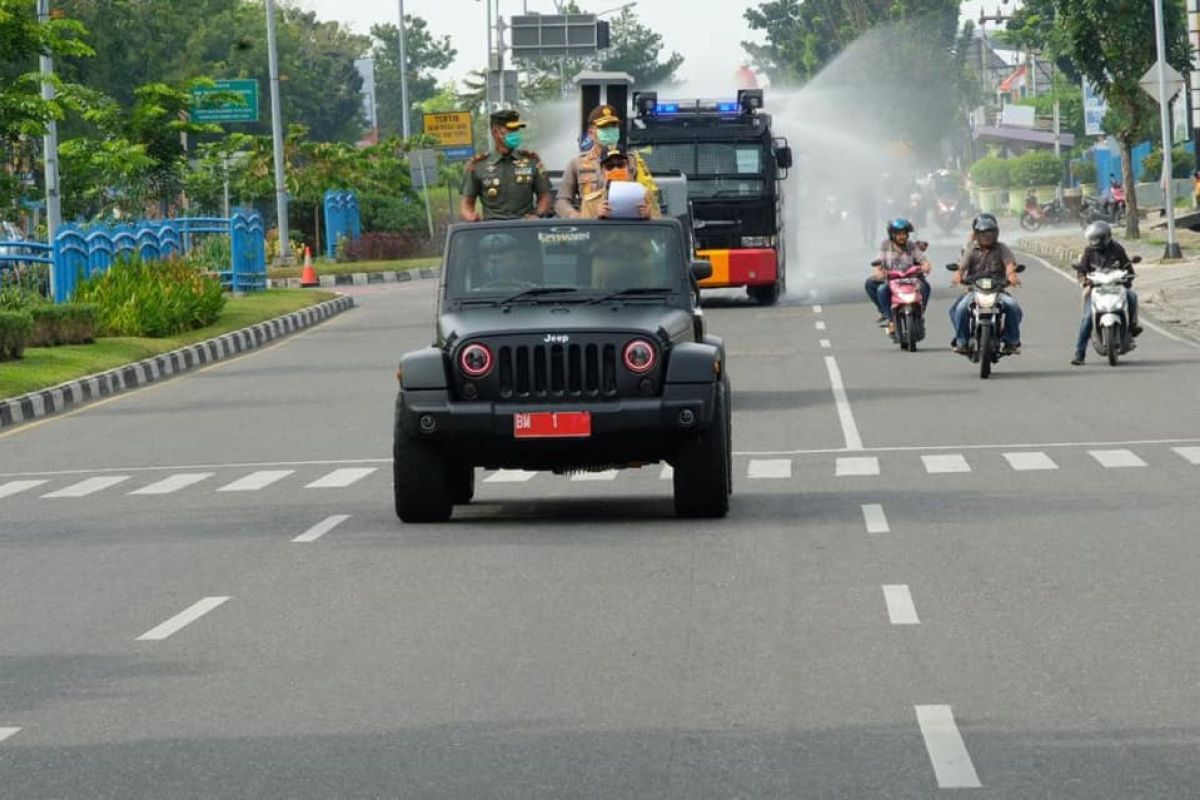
28, 303, 98, 347
74, 254, 226, 338
0, 310, 33, 361
1073, 159, 1097, 184
969, 156, 1010, 188
1141, 147, 1196, 179
1009, 151, 1064, 187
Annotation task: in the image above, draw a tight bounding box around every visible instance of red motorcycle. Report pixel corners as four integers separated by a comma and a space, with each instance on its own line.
1019, 195, 1069, 231
873, 261, 927, 351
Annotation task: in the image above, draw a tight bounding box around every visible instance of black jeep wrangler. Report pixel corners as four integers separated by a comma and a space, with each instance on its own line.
393, 218, 732, 522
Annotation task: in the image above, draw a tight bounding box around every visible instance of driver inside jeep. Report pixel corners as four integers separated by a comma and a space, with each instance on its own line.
469, 232, 535, 289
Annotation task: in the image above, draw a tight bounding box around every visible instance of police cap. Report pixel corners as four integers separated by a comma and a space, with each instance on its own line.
587, 104, 621, 127
489, 109, 526, 130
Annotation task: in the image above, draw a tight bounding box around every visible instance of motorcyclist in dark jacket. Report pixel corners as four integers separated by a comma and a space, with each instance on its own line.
1071, 221, 1141, 365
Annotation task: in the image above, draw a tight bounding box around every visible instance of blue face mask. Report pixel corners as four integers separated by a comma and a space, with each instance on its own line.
596, 127, 619, 147
503, 131, 522, 150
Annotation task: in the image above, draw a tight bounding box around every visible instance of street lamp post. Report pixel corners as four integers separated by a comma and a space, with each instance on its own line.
398, 0, 411, 139
1154, 0, 1182, 258
264, 0, 291, 264
36, 0, 62, 268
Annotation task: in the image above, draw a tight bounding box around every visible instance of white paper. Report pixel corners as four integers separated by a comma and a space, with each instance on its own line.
607, 180, 645, 219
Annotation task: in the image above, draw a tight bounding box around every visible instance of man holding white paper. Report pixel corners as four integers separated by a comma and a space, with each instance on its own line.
577, 148, 659, 220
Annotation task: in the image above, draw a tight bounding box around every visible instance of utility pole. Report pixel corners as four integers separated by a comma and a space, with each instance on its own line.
1154, 0, 1182, 258
1188, 0, 1200, 199
497, 10, 507, 107
485, 0, 493, 110
264, 0, 291, 264
36, 0, 62, 265
398, 0, 411, 139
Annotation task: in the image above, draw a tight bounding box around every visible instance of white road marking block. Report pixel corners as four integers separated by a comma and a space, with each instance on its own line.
305, 467, 377, 488
748, 459, 792, 479
0, 479, 48, 499
815, 320, 827, 330
292, 514, 350, 543
883, 585, 920, 624
921, 454, 971, 474
861, 504, 889, 533
42, 475, 130, 498
819, 339, 832, 349
659, 464, 674, 480
1174, 446, 1200, 465
915, 705, 982, 788
217, 470, 294, 492
836, 457, 879, 477
813, 304, 823, 314
824, 356, 864, 451
1003, 452, 1058, 471
136, 596, 230, 641
0, 727, 20, 743
1089, 449, 1147, 469
484, 469, 536, 483
129, 472, 214, 495
571, 470, 619, 481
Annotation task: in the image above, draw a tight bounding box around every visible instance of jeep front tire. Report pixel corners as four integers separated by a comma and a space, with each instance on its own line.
393, 429, 453, 523
672, 381, 731, 518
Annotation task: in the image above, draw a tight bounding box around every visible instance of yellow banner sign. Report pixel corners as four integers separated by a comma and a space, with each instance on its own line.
423, 112, 474, 147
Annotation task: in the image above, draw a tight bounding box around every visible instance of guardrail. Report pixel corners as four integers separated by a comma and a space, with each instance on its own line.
0, 211, 265, 302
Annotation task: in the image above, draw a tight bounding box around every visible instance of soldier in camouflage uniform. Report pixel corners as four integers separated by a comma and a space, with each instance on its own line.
460, 109, 551, 221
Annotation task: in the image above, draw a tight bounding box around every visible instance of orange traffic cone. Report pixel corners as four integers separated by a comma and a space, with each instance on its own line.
299, 245, 319, 288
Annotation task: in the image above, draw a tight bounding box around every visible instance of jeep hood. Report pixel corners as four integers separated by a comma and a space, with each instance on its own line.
438, 304, 694, 345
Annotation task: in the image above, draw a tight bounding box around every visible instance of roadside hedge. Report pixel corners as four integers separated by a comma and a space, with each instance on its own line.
74, 254, 225, 338
0, 311, 33, 361
29, 303, 98, 347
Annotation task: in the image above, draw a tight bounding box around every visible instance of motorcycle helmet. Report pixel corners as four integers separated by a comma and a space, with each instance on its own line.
1084, 220, 1112, 248
972, 213, 999, 234
887, 217, 914, 242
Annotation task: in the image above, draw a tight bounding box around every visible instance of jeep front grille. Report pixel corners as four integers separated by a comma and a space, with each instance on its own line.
498, 343, 618, 399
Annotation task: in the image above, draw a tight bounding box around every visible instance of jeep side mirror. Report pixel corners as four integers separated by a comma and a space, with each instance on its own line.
775, 147, 793, 170
690, 259, 713, 281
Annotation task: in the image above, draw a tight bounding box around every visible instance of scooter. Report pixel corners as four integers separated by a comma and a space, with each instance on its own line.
1085, 255, 1141, 367
933, 197, 961, 234
873, 260, 927, 351
946, 263, 1026, 379
1080, 195, 1124, 226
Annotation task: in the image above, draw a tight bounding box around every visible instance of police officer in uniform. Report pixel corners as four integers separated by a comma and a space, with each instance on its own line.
460, 109, 551, 221
556, 104, 654, 219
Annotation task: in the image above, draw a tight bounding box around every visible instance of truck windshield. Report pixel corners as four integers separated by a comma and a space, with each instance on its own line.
639, 142, 765, 199
445, 224, 683, 300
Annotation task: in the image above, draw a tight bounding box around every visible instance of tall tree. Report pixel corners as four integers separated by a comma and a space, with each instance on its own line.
369, 16, 456, 139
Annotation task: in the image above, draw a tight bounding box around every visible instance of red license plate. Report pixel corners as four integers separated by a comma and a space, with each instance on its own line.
513, 411, 592, 439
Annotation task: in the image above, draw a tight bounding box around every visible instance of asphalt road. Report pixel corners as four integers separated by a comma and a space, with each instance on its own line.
3, 226, 1200, 798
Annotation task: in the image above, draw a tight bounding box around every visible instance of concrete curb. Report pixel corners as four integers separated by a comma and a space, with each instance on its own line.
0, 294, 355, 432
1014, 237, 1084, 272
269, 267, 440, 289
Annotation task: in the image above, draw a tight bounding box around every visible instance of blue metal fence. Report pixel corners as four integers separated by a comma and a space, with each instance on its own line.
1, 212, 266, 302
323, 190, 361, 258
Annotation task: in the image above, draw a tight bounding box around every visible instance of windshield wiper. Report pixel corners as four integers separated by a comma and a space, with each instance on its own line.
500, 287, 581, 304
590, 287, 674, 304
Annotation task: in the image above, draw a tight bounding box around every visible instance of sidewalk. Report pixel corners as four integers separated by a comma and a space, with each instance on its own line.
1016, 229, 1200, 345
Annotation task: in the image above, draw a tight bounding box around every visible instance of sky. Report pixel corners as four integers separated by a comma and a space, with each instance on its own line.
298, 0, 997, 89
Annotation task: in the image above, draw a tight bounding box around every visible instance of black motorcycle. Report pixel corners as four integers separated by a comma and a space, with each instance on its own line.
946, 263, 1026, 379
1079, 195, 1124, 227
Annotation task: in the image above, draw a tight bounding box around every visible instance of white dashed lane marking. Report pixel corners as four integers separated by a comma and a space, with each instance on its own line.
861, 504, 889, 533
748, 459, 792, 479
0, 727, 20, 744
217, 470, 295, 492
292, 514, 350, 543
882, 585, 920, 625
1089, 449, 1147, 469
42, 476, 130, 498
921, 454, 971, 474
484, 469, 537, 483
570, 470, 619, 482
304, 468, 377, 488
836, 457, 880, 477
136, 596, 230, 641
129, 472, 214, 495
815, 320, 827, 330
915, 705, 982, 789
1003, 452, 1059, 471
819, 339, 832, 349
812, 304, 823, 313
1174, 446, 1200, 465
0, 479, 48, 499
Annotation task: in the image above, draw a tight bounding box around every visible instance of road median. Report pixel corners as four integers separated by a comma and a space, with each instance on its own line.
0, 292, 353, 431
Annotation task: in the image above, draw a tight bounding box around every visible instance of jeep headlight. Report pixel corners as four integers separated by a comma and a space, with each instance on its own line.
741, 236, 771, 248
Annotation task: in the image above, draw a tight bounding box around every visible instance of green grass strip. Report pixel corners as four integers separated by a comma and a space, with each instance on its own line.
0, 289, 336, 399
268, 257, 440, 280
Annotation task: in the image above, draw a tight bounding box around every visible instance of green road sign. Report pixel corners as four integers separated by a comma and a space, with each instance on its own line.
191, 79, 259, 124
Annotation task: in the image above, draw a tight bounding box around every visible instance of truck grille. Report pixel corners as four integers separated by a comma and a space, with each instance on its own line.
498, 343, 618, 399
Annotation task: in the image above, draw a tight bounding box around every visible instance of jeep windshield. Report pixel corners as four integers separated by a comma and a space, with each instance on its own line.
637, 142, 766, 199
443, 222, 685, 303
